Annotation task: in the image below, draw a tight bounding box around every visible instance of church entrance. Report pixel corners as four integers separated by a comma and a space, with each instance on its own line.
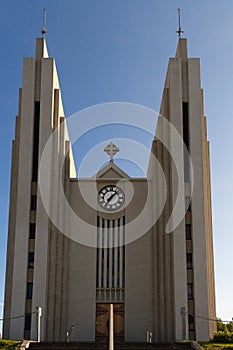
96, 303, 124, 342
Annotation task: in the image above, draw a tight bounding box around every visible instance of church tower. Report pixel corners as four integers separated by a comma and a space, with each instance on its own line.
148, 38, 216, 341
3, 37, 76, 341
3, 36, 216, 343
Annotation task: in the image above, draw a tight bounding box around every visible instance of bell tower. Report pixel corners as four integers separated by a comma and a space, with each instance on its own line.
148, 38, 216, 341
3, 37, 76, 340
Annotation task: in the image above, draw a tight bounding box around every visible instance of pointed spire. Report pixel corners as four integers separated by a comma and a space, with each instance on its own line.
175, 38, 188, 59
36, 37, 49, 59
176, 8, 184, 39
41, 7, 47, 38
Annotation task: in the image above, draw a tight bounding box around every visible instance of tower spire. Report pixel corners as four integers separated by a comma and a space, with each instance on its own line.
176, 8, 184, 39
41, 7, 47, 38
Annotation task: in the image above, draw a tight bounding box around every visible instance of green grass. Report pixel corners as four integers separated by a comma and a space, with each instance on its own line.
201, 343, 233, 350
0, 340, 22, 350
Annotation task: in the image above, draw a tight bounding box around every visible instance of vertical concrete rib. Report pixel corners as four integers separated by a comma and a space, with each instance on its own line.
119, 217, 123, 289
114, 219, 118, 288
103, 219, 107, 288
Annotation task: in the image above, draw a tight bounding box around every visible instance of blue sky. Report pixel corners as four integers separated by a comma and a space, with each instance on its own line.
1, 0, 233, 332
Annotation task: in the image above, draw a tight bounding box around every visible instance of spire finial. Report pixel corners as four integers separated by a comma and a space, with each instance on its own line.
176, 8, 184, 39
41, 7, 47, 38
104, 141, 119, 163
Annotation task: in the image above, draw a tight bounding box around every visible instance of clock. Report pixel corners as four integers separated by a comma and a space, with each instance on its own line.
98, 185, 125, 211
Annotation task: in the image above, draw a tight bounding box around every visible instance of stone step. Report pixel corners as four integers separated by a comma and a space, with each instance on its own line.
28, 341, 200, 350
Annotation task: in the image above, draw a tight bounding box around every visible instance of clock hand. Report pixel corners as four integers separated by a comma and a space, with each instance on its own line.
107, 192, 117, 203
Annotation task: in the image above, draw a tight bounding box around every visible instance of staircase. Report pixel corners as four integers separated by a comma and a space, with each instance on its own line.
28, 341, 202, 350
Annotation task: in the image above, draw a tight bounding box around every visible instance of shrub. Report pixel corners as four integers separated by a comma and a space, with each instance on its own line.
0, 340, 21, 350
227, 323, 233, 333
213, 331, 233, 343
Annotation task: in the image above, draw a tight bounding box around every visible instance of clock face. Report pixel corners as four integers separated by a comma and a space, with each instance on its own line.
98, 185, 125, 211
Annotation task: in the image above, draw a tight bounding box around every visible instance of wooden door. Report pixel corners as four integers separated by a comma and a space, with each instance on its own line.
96, 303, 124, 342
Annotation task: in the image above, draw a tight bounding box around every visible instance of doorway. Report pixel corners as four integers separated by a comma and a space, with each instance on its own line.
96, 303, 124, 342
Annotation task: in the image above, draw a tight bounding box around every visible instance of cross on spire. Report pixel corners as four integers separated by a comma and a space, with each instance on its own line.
41, 7, 47, 38
104, 141, 119, 162
176, 8, 184, 39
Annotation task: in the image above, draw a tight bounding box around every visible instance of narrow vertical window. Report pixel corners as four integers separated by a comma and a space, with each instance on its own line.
24, 313, 31, 331
28, 252, 34, 268
186, 224, 192, 240
117, 218, 120, 288
29, 223, 36, 239
32, 102, 40, 181
112, 220, 115, 288
107, 220, 110, 288
30, 195, 37, 210
183, 102, 190, 182
26, 282, 33, 299
101, 218, 104, 288
122, 216, 125, 287
187, 283, 194, 299
183, 102, 189, 150
187, 253, 192, 269
96, 216, 99, 288
188, 315, 195, 330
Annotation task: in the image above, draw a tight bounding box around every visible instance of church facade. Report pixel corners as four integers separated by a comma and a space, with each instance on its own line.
3, 37, 216, 342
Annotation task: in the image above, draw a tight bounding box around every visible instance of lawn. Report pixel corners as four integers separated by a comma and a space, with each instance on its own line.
201, 343, 233, 350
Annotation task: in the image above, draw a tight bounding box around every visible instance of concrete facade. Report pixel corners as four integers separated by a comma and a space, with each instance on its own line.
3, 37, 216, 342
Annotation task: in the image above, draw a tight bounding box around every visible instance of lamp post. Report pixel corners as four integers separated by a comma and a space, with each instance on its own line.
109, 304, 114, 350
66, 325, 74, 342
36, 307, 42, 343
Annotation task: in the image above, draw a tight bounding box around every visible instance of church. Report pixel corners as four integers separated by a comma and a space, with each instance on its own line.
3, 33, 216, 343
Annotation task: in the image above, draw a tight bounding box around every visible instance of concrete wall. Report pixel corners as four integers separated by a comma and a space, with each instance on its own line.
6, 56, 36, 340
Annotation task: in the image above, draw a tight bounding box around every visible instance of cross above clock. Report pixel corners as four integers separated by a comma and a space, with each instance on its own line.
104, 141, 119, 162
